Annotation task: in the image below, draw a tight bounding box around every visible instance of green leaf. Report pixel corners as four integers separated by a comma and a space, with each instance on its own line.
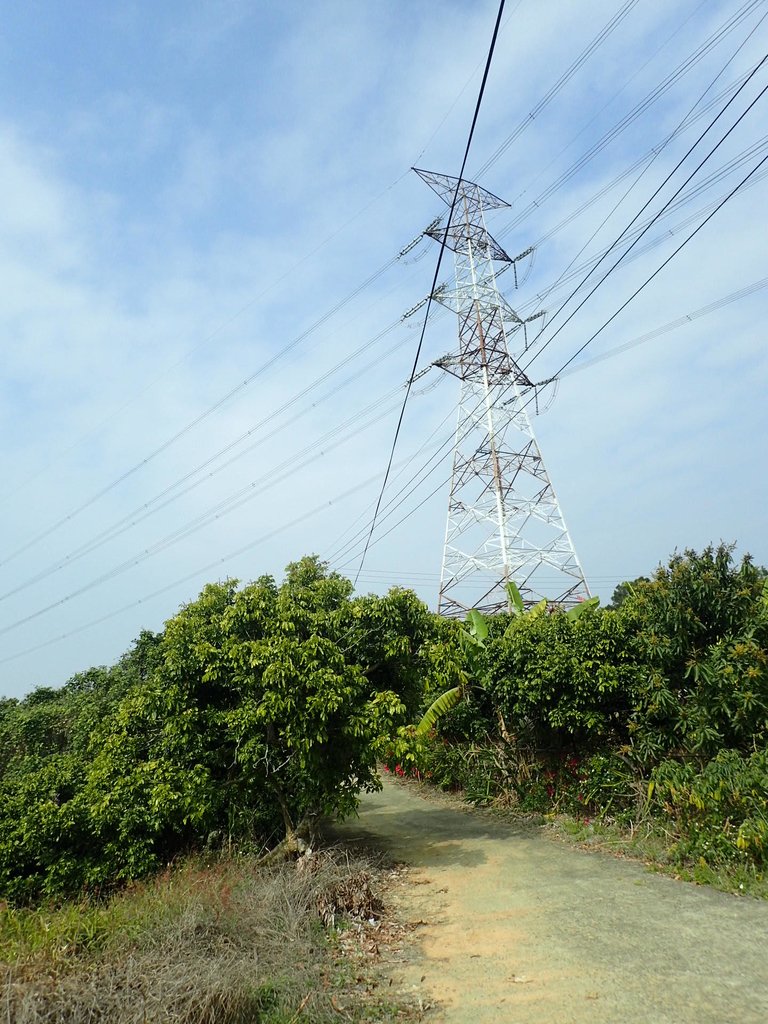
506, 581, 525, 617
565, 596, 600, 620
458, 626, 479, 649
465, 609, 489, 641
416, 686, 464, 734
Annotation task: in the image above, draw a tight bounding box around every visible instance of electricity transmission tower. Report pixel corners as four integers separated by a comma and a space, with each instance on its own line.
415, 168, 590, 616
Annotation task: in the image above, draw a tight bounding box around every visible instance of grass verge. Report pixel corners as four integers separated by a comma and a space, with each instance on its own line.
0, 848, 423, 1023
543, 814, 768, 900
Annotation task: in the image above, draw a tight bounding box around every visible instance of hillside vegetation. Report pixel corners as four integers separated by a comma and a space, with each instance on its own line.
0, 556, 435, 904
1, 544, 767, 909
409, 543, 768, 886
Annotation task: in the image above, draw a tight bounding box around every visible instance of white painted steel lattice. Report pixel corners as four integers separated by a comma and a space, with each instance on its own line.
415, 168, 590, 615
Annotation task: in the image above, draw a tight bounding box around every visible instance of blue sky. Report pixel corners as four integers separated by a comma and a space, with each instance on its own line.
1, 0, 767, 697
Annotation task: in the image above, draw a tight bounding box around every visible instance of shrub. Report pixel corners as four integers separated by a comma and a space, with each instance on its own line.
0, 557, 434, 903
622, 544, 768, 766
485, 606, 639, 751
652, 749, 768, 867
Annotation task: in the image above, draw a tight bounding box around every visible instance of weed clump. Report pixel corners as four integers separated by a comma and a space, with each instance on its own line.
1, 850, 409, 1024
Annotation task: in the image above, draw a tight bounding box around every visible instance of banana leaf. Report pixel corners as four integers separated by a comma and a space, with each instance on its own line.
416, 686, 464, 734
506, 581, 525, 617
466, 609, 489, 640
565, 596, 600, 620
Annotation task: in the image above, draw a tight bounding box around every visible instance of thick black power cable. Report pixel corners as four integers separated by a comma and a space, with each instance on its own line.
520, 46, 768, 374
354, 0, 507, 585
328, 377, 520, 566
322, 404, 459, 561
336, 378, 521, 569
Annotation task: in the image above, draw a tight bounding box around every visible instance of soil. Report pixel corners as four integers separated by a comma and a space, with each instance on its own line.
330, 774, 768, 1023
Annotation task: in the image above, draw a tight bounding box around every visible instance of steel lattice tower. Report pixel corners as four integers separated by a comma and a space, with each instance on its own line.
415, 168, 590, 615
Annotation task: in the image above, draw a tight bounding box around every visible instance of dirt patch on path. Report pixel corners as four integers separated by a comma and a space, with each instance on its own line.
329, 775, 768, 1023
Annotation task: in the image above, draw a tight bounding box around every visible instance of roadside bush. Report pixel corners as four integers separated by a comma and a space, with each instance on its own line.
652, 748, 768, 867
485, 606, 639, 751
622, 544, 768, 766
0, 557, 434, 904
413, 545, 768, 872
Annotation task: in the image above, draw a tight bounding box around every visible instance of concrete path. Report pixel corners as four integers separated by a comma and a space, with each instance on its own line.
332, 776, 768, 1023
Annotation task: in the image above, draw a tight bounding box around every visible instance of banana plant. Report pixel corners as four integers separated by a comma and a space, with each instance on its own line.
416, 609, 487, 734
506, 580, 599, 622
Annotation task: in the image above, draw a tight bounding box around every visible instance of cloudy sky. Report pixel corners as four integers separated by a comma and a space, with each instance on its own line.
1, 0, 766, 698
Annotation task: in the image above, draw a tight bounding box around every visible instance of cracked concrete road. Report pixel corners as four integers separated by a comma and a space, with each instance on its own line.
331, 775, 768, 1023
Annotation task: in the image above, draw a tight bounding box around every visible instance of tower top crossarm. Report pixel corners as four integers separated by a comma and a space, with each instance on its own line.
413, 168, 510, 211
414, 168, 512, 264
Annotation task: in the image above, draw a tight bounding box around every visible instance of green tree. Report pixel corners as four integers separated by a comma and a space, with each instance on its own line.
620, 544, 768, 765
607, 577, 649, 610
0, 558, 434, 902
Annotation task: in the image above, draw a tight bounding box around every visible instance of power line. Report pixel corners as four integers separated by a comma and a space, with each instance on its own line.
520, 45, 768, 372
523, 57, 768, 373
561, 275, 768, 376
483, 0, 711, 186
0, 245, 414, 570
338, 146, 768, 573
5, 5, 741, 579
354, 0, 508, 585
552, 147, 768, 378
497, 0, 766, 238
331, 377, 522, 569
10, 255, 765, 660
474, 0, 641, 178
0, 304, 437, 604
519, 7, 768, 346
0, 388, 412, 639
520, 156, 768, 316
0, 461, 415, 668
9, 106, 761, 604
21, 107, 762, 605
4, 38, 510, 513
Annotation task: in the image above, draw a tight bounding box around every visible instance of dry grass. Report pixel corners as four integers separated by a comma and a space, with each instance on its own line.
1, 849, 417, 1024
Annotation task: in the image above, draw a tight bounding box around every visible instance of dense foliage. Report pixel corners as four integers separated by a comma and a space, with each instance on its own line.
414, 544, 768, 874
0, 557, 437, 903
3, 542, 767, 904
